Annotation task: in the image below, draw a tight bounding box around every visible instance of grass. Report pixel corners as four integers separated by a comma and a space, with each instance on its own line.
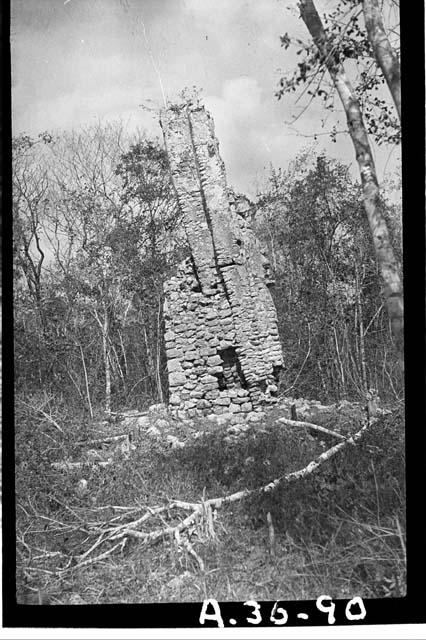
15, 395, 406, 604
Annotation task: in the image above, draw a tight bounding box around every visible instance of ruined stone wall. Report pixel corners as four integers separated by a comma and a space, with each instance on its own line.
160, 103, 283, 422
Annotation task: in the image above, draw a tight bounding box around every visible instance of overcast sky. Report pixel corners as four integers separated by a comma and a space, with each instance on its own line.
11, 0, 401, 196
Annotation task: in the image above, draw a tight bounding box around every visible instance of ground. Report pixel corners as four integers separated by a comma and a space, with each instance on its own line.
15, 397, 406, 605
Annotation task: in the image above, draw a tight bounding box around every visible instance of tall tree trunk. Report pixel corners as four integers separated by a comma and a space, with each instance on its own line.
298, 0, 404, 373
103, 304, 112, 414
94, 305, 112, 415
355, 262, 368, 393
362, 0, 401, 121
155, 296, 164, 404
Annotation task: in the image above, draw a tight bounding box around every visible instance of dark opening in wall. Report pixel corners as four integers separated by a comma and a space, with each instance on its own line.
214, 370, 227, 390
218, 346, 247, 389
189, 254, 202, 293
272, 365, 282, 384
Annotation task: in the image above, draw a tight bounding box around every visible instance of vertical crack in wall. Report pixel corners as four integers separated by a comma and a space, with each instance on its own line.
160, 101, 284, 423
185, 108, 232, 306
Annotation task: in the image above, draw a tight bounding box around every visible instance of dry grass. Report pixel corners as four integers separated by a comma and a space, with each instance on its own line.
15, 399, 406, 604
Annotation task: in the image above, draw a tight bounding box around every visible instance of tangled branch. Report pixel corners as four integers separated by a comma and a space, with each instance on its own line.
23, 416, 375, 576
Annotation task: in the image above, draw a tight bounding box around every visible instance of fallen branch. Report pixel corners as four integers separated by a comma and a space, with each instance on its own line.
75, 434, 130, 447
30, 417, 377, 574
180, 536, 205, 573
51, 459, 113, 471
106, 418, 375, 549
277, 417, 346, 441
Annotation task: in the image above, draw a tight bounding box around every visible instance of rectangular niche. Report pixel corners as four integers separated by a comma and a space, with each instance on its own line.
216, 346, 246, 390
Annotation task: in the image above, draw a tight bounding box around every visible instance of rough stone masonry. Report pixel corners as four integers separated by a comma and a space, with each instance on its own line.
160, 101, 284, 423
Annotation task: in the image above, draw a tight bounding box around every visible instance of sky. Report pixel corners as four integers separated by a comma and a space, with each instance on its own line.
11, 0, 401, 197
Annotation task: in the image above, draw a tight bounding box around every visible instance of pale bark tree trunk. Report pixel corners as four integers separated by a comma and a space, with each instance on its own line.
78, 343, 94, 419
362, 0, 401, 121
156, 297, 164, 404
355, 262, 368, 393
102, 304, 112, 415
93, 305, 112, 414
298, 0, 404, 373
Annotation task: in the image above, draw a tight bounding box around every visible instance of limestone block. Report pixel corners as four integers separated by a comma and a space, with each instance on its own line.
174, 324, 186, 334
184, 350, 199, 361
200, 347, 216, 357
200, 374, 218, 385
205, 390, 220, 400
196, 398, 211, 409
182, 361, 194, 369
204, 383, 219, 391
207, 366, 223, 375
205, 309, 218, 320
237, 389, 249, 398
241, 402, 253, 412
247, 412, 262, 423
216, 413, 233, 425
190, 390, 204, 398
155, 418, 170, 430
214, 397, 230, 406
207, 355, 222, 367
169, 393, 181, 405
166, 348, 182, 359
167, 359, 182, 373
229, 403, 241, 413
169, 371, 187, 387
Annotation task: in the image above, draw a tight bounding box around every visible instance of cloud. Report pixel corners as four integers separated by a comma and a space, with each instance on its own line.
205, 76, 300, 194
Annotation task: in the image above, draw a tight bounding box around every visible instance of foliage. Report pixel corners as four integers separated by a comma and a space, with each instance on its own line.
277, 0, 400, 145
13, 125, 185, 411
255, 153, 402, 401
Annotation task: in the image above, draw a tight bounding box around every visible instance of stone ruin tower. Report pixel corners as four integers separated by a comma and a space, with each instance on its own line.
160, 102, 284, 422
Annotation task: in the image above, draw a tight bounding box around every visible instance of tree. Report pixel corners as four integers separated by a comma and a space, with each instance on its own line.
362, 0, 401, 121
13, 124, 184, 414
13, 134, 52, 334
114, 139, 184, 402
278, 0, 404, 373
256, 153, 401, 401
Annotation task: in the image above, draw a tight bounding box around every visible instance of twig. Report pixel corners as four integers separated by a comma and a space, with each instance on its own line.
18, 399, 64, 433
181, 536, 205, 573
266, 512, 276, 556
276, 417, 346, 441
64, 540, 125, 572
282, 322, 311, 394
75, 433, 130, 446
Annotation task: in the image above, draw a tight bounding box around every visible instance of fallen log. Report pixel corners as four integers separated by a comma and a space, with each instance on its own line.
51, 459, 113, 471
276, 417, 346, 441
45, 416, 377, 574
75, 434, 130, 447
